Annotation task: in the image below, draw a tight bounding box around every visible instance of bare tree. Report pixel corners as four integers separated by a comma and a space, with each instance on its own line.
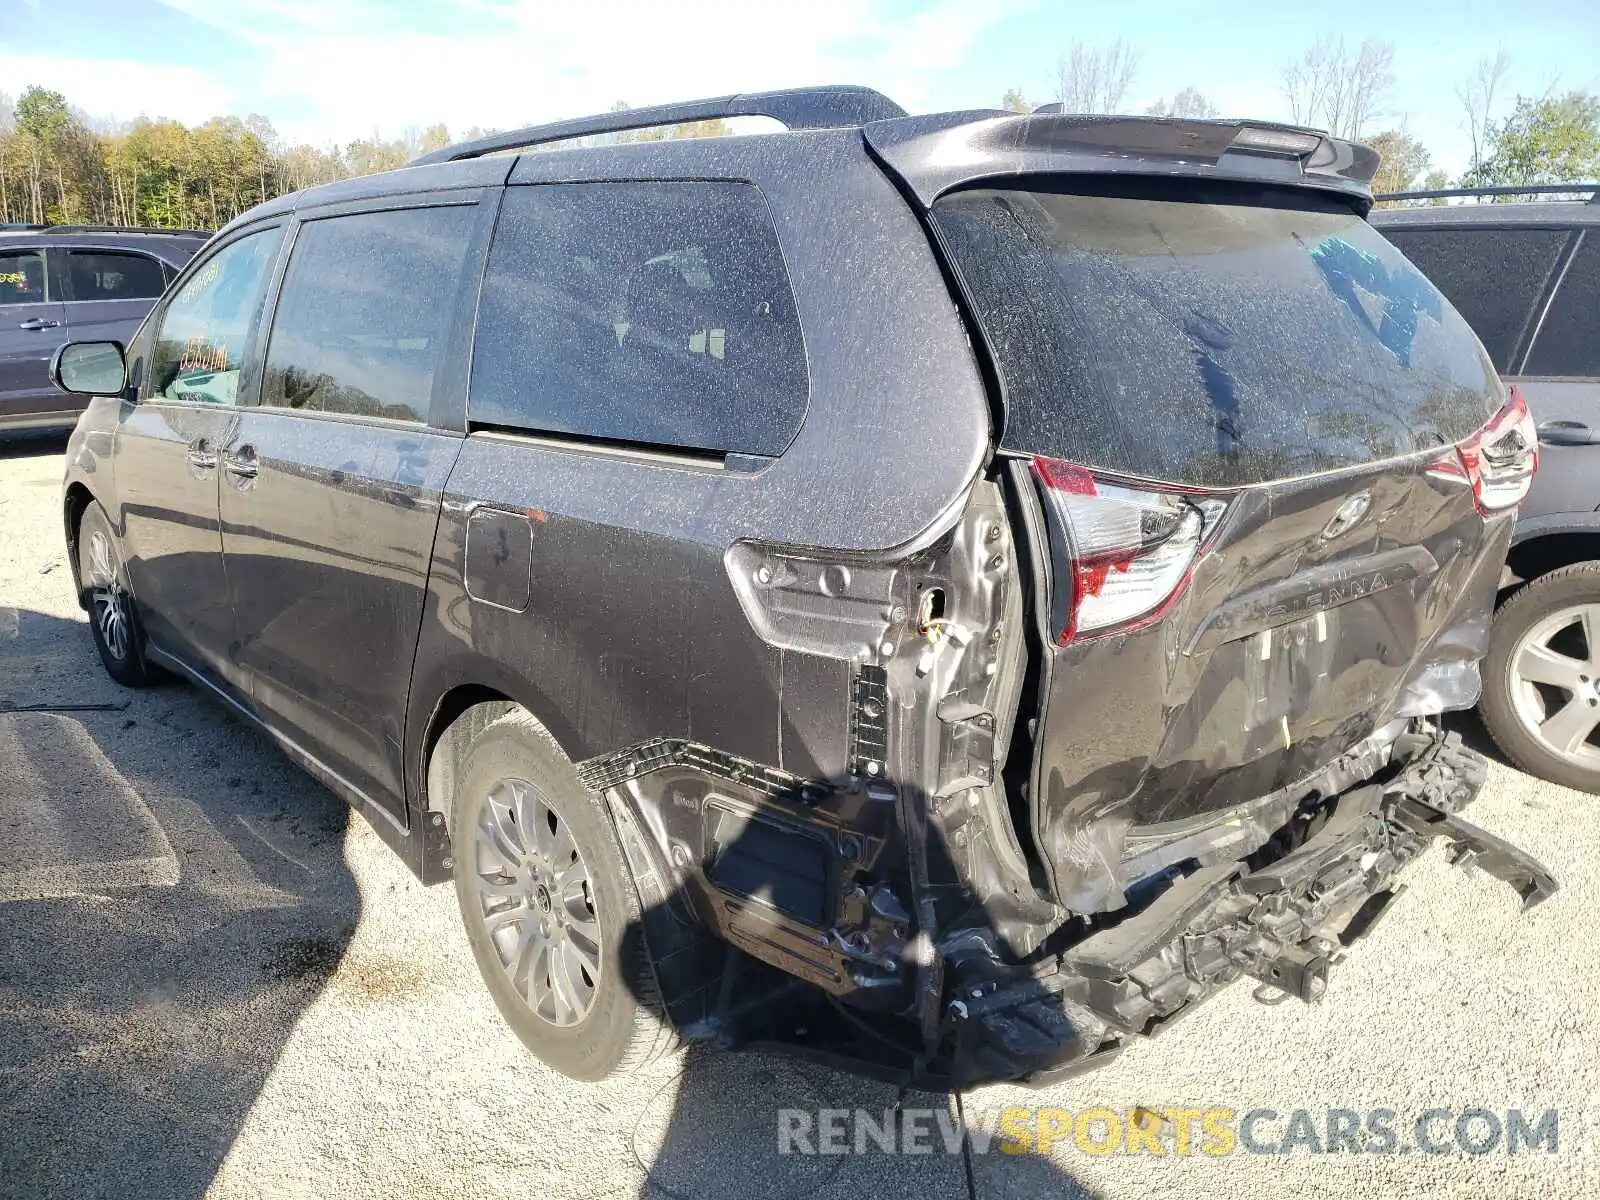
1052, 39, 1141, 114
1279, 37, 1395, 138
1457, 48, 1512, 175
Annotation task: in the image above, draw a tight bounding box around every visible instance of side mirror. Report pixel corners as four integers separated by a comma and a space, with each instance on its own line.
51, 341, 128, 397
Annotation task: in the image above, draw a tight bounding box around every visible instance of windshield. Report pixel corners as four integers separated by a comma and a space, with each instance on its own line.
932, 181, 1501, 486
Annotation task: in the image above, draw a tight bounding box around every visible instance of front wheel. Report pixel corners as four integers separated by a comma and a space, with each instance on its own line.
76, 501, 155, 688
1480, 561, 1600, 794
449, 709, 676, 1080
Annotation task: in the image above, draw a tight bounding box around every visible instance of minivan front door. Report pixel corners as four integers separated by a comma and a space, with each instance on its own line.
217, 202, 480, 818
60, 246, 171, 345
116, 226, 283, 695
0, 247, 72, 426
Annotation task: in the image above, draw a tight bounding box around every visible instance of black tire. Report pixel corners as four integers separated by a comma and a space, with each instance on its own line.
450, 709, 675, 1080
1480, 561, 1600, 793
75, 501, 155, 688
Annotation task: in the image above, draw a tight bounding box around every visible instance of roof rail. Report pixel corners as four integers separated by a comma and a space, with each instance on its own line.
0, 223, 212, 237
409, 85, 907, 166
1375, 183, 1599, 204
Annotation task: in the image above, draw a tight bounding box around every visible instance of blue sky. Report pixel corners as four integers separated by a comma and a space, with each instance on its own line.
2, 0, 1598, 174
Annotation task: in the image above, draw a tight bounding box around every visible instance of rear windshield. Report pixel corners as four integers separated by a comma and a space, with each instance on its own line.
932, 182, 1500, 486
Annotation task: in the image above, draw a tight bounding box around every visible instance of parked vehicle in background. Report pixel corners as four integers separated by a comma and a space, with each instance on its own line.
51, 89, 1555, 1088
0, 225, 207, 436
1375, 186, 1600, 792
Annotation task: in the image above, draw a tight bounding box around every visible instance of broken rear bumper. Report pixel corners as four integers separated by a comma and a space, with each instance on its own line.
952, 730, 1557, 1085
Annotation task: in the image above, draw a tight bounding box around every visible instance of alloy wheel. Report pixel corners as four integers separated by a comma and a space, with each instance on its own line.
86, 528, 132, 663
1509, 603, 1600, 770
470, 777, 603, 1027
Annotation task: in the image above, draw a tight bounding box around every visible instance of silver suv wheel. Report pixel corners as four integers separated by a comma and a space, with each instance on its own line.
1508, 602, 1600, 768
468, 776, 602, 1027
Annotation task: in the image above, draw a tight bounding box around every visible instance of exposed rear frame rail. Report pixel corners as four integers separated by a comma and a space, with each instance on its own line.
408, 85, 907, 166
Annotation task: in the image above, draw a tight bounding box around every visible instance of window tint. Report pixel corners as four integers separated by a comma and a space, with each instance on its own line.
261, 205, 476, 424
933, 183, 1499, 487
1382, 226, 1570, 370
0, 250, 48, 304
1525, 233, 1600, 378
150, 228, 281, 405
67, 250, 166, 302
470, 182, 808, 457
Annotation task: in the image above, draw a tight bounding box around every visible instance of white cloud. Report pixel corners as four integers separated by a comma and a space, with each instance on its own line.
151, 0, 1035, 145
0, 52, 237, 126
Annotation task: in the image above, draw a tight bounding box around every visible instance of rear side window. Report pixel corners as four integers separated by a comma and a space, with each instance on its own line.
66, 250, 166, 302
470, 181, 808, 457
0, 250, 47, 304
1382, 226, 1571, 370
261, 204, 477, 424
934, 183, 1500, 486
1525, 233, 1600, 378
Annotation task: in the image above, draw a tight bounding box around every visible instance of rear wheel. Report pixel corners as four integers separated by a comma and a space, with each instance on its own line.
76, 501, 155, 688
449, 709, 675, 1080
1480, 562, 1600, 793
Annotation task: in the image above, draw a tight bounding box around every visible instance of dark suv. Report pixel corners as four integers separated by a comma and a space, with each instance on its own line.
0, 225, 206, 435
50, 88, 1554, 1086
1374, 188, 1600, 792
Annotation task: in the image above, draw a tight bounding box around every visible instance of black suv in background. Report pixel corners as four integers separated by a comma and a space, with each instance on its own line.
1375, 187, 1600, 791
0, 225, 206, 435
49, 89, 1554, 1087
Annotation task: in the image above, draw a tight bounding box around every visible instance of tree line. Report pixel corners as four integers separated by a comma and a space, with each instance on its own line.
4, 36, 1597, 232
1004, 37, 1600, 202
0, 87, 731, 232
0, 86, 474, 230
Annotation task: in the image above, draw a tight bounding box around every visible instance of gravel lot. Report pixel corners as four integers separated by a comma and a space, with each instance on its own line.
1, 433, 1595, 1199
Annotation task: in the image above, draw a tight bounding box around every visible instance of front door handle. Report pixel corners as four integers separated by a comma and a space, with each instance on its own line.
223, 444, 259, 482
1537, 420, 1600, 447
186, 437, 217, 473
18, 318, 60, 331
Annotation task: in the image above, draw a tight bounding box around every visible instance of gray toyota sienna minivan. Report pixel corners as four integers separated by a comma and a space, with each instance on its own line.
51, 87, 1555, 1086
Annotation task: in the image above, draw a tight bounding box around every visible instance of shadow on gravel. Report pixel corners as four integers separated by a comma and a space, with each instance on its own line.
0, 430, 72, 460
0, 608, 361, 1199
606, 800, 1101, 1199
630, 1041, 1102, 1200
1441, 706, 1508, 770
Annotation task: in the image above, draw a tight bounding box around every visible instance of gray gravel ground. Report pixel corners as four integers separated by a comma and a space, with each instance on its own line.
1, 433, 1595, 1199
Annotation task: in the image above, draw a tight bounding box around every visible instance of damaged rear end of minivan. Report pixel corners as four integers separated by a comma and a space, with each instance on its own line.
790, 113, 1555, 1085
607, 112, 1558, 1089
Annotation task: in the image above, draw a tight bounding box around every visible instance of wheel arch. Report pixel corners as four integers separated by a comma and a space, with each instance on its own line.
62, 482, 97, 609
1506, 528, 1600, 591
411, 666, 583, 837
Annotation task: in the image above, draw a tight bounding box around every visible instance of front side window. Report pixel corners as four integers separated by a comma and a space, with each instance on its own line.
66, 250, 167, 302
149, 229, 282, 405
0, 250, 48, 305
260, 204, 477, 425
469, 181, 809, 457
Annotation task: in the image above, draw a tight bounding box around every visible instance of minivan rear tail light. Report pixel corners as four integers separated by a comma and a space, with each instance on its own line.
1426, 387, 1538, 514
1032, 458, 1230, 644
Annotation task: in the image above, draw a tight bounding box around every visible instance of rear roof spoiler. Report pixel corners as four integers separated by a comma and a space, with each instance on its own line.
862, 111, 1377, 208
